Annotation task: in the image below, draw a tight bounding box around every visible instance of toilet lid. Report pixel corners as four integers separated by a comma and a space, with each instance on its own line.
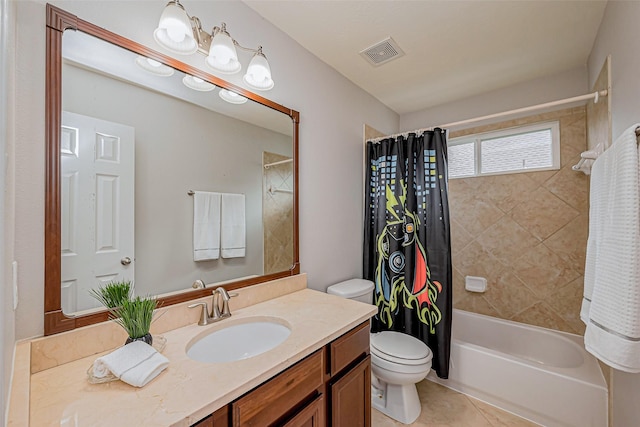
370, 331, 433, 365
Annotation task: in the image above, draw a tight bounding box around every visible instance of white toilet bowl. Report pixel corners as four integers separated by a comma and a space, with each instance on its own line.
327, 279, 433, 425
370, 330, 432, 424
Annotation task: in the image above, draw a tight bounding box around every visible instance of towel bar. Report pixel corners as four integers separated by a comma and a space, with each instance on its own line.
572, 143, 603, 175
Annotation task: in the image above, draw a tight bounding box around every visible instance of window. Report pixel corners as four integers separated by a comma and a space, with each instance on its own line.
448, 121, 560, 179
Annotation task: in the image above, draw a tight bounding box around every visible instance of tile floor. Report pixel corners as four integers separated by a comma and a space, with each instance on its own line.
372, 379, 539, 427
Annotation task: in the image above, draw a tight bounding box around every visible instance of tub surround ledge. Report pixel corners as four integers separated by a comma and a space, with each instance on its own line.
8, 275, 378, 426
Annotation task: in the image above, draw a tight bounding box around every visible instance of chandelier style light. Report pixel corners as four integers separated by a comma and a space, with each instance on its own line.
153, 0, 274, 92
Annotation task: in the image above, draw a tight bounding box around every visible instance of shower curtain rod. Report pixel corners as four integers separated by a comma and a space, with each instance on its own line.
369, 90, 608, 143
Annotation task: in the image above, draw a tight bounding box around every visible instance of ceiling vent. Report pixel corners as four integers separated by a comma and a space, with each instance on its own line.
359, 37, 405, 67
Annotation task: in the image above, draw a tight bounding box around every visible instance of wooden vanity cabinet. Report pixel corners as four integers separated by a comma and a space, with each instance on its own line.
327, 321, 371, 427
191, 320, 370, 427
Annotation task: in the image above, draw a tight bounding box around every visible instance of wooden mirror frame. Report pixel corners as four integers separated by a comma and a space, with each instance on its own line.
44, 4, 300, 335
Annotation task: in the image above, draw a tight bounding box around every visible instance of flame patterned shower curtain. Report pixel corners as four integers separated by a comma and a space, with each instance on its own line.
364, 130, 452, 378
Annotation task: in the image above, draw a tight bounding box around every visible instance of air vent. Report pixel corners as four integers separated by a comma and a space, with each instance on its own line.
359, 37, 405, 66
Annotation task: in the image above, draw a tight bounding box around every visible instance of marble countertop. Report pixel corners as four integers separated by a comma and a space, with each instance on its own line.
28, 289, 377, 427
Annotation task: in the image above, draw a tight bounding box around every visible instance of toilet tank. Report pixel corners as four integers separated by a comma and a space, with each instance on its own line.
327, 279, 375, 304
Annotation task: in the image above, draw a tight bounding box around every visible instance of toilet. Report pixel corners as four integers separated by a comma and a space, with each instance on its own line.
327, 279, 433, 424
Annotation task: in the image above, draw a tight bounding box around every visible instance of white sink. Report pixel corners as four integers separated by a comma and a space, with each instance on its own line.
186, 319, 291, 363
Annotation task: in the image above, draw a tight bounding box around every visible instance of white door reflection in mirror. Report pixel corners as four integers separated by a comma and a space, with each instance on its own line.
61, 111, 135, 314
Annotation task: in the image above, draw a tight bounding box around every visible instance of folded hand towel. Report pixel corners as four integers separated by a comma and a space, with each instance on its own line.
93, 341, 169, 387
221, 193, 246, 258
193, 191, 221, 261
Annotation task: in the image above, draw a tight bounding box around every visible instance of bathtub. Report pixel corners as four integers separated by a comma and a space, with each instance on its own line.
427, 309, 608, 427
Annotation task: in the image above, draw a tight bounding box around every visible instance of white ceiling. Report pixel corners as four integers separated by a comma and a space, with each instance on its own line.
245, 0, 608, 115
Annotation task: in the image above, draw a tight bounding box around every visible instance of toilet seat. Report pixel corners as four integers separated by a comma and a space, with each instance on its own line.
370, 331, 433, 366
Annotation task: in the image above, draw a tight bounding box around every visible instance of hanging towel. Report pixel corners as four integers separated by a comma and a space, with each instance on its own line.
582, 123, 640, 373
93, 341, 169, 387
193, 191, 221, 261
221, 193, 246, 258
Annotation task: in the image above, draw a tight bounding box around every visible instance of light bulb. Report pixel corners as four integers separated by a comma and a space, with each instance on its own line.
219, 89, 247, 104
166, 25, 187, 43
205, 25, 241, 74
153, 1, 197, 54
183, 75, 216, 92
146, 58, 162, 68
243, 51, 274, 90
135, 56, 175, 77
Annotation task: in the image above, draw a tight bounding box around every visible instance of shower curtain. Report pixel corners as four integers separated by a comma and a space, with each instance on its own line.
364, 129, 452, 378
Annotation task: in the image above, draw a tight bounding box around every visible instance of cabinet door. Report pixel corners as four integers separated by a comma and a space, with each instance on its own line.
283, 395, 325, 427
232, 350, 324, 426
330, 355, 371, 427
191, 406, 229, 427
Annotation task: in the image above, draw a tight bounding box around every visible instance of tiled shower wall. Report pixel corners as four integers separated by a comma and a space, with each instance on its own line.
263, 152, 294, 275
449, 107, 588, 334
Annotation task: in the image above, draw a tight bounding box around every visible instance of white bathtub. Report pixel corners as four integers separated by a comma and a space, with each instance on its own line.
427, 309, 608, 427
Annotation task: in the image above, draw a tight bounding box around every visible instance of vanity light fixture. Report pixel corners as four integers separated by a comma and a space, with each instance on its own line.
182, 75, 216, 92
154, 0, 274, 91
219, 89, 248, 104
135, 56, 175, 77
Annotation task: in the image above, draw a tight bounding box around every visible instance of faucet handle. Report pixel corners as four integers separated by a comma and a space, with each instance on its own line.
188, 302, 210, 326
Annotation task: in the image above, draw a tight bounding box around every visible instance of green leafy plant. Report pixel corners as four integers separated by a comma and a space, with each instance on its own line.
90, 280, 132, 309
111, 296, 158, 340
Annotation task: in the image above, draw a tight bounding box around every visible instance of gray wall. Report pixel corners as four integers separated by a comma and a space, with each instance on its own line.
587, 2, 640, 425
63, 65, 290, 298
12, 0, 399, 339
1, 0, 15, 423
400, 66, 588, 133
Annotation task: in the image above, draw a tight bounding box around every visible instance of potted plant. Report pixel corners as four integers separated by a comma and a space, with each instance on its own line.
90, 280, 157, 345
89, 280, 132, 309
112, 295, 158, 346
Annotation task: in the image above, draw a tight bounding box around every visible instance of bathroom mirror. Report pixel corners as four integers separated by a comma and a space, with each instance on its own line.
45, 5, 299, 335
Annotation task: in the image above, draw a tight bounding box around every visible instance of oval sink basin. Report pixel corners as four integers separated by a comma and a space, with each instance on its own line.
186, 320, 291, 363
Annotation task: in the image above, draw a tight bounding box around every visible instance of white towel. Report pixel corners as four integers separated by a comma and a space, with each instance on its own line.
221, 193, 246, 258
582, 124, 640, 372
193, 191, 221, 261
93, 341, 169, 387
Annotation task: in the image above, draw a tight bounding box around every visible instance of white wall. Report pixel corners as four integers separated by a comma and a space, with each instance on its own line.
13, 0, 398, 339
400, 66, 588, 133
587, 2, 640, 425
1, 0, 15, 422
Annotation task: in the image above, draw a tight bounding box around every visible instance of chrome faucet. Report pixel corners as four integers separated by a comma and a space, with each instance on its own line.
188, 286, 238, 326
215, 287, 235, 318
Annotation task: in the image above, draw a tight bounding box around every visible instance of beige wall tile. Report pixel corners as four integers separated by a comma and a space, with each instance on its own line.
448, 107, 588, 335
545, 276, 586, 335
450, 219, 474, 255
511, 302, 573, 331
483, 270, 538, 318
509, 187, 579, 240
454, 241, 505, 285
477, 216, 540, 265
449, 191, 504, 237
481, 174, 538, 213
543, 160, 590, 212
455, 294, 500, 317
511, 243, 581, 297
452, 267, 466, 305
526, 169, 558, 186
544, 214, 589, 272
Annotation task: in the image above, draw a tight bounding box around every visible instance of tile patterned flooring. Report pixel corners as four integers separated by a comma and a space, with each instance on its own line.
372, 380, 539, 427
